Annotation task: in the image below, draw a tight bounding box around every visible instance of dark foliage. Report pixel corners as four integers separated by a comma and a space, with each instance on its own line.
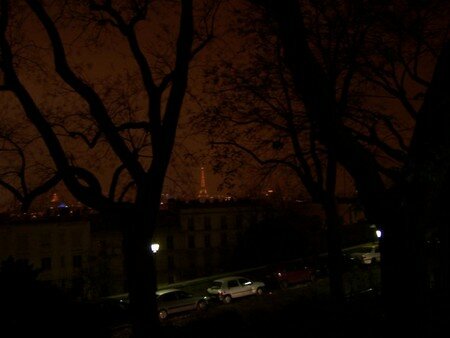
0, 257, 113, 338
233, 214, 321, 268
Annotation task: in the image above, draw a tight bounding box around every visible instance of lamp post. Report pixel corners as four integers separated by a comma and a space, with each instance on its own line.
150, 243, 160, 285
370, 224, 382, 242
150, 243, 160, 254
376, 230, 382, 239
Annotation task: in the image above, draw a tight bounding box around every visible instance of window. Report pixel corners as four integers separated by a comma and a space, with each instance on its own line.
187, 217, 195, 231
160, 291, 177, 302
166, 236, 174, 250
58, 231, 66, 245
236, 214, 243, 228
41, 257, 52, 271
168, 275, 175, 284
16, 234, 29, 253
220, 216, 228, 229
167, 256, 175, 270
228, 280, 239, 288
239, 278, 251, 286
177, 291, 190, 299
73, 255, 82, 268
40, 233, 51, 249
204, 234, 211, 248
71, 231, 82, 249
188, 235, 195, 249
204, 216, 211, 230
97, 240, 107, 254
189, 259, 196, 270
251, 214, 258, 225
205, 255, 212, 273
220, 233, 228, 247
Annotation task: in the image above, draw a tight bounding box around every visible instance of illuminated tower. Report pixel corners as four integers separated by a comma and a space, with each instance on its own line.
198, 166, 209, 201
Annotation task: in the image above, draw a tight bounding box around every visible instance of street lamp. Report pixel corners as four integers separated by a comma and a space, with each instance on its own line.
150, 243, 160, 254
370, 224, 382, 241
376, 230, 382, 238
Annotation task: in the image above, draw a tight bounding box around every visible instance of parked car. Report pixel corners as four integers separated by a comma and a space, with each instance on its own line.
266, 258, 315, 289
306, 251, 362, 277
206, 276, 265, 303
156, 288, 209, 320
86, 294, 131, 330
345, 243, 380, 265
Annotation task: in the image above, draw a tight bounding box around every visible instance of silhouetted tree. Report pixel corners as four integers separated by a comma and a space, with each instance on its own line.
251, 0, 449, 334
0, 1, 219, 336
195, 12, 348, 301
0, 119, 61, 211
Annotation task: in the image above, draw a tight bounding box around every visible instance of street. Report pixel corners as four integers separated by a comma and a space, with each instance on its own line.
111, 263, 381, 337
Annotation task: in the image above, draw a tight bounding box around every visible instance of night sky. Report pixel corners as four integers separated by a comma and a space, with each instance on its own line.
0, 0, 445, 211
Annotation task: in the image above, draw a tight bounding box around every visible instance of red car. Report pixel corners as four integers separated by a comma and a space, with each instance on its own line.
267, 258, 315, 289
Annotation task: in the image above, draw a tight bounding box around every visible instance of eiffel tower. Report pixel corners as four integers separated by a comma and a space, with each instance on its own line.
197, 166, 209, 201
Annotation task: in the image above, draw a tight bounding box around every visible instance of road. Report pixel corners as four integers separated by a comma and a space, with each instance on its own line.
107, 250, 381, 337
110, 263, 381, 338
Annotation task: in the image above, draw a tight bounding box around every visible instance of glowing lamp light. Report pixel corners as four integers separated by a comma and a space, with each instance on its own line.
376, 230, 382, 238
150, 243, 160, 254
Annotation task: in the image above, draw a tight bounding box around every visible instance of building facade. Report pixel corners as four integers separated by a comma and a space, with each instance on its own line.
1, 197, 370, 298
0, 218, 90, 296
0, 199, 269, 298
153, 200, 266, 285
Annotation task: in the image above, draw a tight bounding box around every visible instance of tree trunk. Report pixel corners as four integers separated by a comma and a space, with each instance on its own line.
120, 207, 160, 338
377, 185, 429, 335
322, 194, 345, 303
378, 63, 450, 331
253, 1, 449, 334
385, 39, 450, 335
